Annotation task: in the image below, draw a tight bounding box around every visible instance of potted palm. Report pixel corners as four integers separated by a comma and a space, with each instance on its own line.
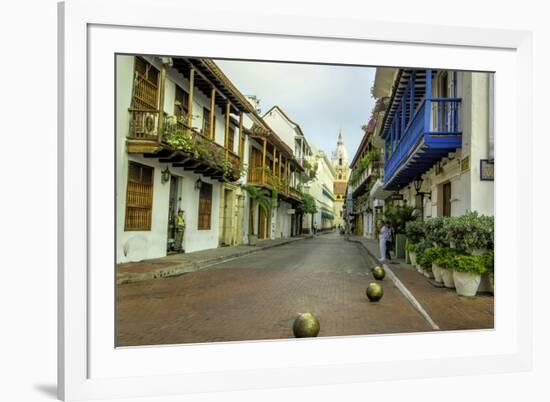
452, 254, 487, 296
242, 185, 271, 246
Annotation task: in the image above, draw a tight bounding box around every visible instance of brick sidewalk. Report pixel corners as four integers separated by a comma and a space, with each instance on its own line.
117, 236, 311, 284
349, 236, 494, 331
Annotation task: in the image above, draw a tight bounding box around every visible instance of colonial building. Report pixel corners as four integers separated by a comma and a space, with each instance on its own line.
331, 130, 350, 228
302, 145, 336, 232
347, 117, 383, 238
245, 116, 304, 240
117, 56, 306, 261
376, 67, 494, 218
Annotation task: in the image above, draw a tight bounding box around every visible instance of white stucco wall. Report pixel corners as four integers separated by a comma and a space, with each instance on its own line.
117, 55, 237, 262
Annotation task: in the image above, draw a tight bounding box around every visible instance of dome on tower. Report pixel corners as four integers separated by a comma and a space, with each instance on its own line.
331, 129, 349, 167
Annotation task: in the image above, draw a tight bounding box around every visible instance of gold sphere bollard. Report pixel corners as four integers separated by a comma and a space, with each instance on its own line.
373, 265, 386, 280
293, 312, 320, 338
366, 282, 384, 302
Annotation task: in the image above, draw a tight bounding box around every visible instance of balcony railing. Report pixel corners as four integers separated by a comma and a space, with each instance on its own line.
247, 166, 302, 202
128, 109, 242, 181
384, 97, 461, 188
349, 161, 382, 196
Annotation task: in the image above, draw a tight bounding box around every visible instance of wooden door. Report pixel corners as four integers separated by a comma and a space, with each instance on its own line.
258, 206, 266, 239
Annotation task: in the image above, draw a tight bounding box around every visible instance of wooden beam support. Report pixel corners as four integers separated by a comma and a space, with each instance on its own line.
209, 87, 216, 139
224, 103, 230, 160
157, 63, 167, 140
272, 147, 277, 178
238, 113, 244, 158
262, 138, 267, 184
187, 68, 195, 128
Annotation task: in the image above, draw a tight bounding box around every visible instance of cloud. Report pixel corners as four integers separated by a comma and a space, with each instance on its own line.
215, 59, 376, 160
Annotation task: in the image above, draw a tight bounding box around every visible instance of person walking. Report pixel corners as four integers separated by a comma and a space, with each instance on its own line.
378, 220, 391, 263
175, 209, 186, 252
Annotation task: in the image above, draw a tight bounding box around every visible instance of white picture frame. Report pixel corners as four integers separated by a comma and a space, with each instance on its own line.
58, 0, 533, 400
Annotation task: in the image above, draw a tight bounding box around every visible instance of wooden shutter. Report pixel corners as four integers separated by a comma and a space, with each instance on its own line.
125, 162, 154, 231
174, 85, 189, 118
227, 126, 235, 152
198, 183, 213, 230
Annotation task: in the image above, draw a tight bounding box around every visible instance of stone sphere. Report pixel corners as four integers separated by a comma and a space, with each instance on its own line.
373, 266, 386, 280
293, 312, 320, 338
366, 282, 384, 302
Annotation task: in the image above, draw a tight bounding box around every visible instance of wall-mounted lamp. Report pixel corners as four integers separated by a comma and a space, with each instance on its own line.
413, 176, 431, 200
195, 178, 203, 190
161, 166, 171, 184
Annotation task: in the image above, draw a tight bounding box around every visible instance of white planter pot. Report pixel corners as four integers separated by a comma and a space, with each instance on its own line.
440, 268, 455, 288
453, 270, 481, 296
416, 264, 423, 274
423, 268, 434, 279
432, 263, 443, 283
248, 234, 258, 246
409, 252, 417, 267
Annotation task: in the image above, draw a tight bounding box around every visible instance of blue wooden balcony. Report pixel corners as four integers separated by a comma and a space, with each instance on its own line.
381, 69, 462, 190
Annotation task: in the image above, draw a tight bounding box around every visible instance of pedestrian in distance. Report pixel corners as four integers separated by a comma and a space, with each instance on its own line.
378, 220, 391, 263
175, 209, 186, 252
386, 223, 394, 261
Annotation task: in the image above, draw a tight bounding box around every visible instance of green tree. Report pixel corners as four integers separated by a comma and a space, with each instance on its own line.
242, 185, 271, 236
298, 192, 318, 233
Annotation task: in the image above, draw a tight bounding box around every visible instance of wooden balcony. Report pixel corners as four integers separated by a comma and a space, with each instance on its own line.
247, 166, 302, 203
127, 109, 242, 182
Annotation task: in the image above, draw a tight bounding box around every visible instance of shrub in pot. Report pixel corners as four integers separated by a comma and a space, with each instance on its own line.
447, 212, 494, 254
424, 247, 444, 282
406, 242, 417, 266
434, 248, 459, 288
481, 250, 494, 293
424, 216, 450, 248
415, 241, 432, 274
420, 246, 443, 279
452, 254, 487, 296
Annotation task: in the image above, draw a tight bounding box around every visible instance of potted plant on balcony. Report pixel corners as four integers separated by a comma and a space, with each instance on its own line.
452, 254, 487, 296
242, 184, 271, 246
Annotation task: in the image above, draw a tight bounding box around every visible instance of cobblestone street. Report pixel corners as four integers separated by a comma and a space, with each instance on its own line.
117, 233, 434, 346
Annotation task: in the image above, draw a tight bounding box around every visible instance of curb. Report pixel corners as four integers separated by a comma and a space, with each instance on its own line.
117, 236, 307, 285
348, 237, 440, 331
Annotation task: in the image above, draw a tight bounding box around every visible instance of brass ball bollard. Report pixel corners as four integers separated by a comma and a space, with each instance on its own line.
366, 282, 384, 302
293, 312, 320, 338
372, 265, 386, 280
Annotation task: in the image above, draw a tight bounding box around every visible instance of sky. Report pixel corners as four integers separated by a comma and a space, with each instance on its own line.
215, 59, 376, 161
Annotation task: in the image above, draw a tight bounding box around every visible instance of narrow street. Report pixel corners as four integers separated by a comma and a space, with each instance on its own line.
116, 233, 432, 346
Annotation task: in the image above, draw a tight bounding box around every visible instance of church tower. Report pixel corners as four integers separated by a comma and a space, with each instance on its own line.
331, 129, 350, 228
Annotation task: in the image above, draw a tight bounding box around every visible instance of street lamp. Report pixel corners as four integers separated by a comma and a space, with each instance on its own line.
195, 178, 203, 190
413, 176, 431, 219
161, 166, 171, 184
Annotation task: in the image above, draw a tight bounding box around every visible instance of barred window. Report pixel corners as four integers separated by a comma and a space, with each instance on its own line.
125, 162, 154, 231
198, 182, 213, 230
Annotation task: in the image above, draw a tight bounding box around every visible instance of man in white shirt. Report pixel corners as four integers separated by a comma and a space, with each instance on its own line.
379, 220, 391, 263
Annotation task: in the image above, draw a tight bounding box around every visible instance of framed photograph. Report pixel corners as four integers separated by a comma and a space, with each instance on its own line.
58, 0, 533, 400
